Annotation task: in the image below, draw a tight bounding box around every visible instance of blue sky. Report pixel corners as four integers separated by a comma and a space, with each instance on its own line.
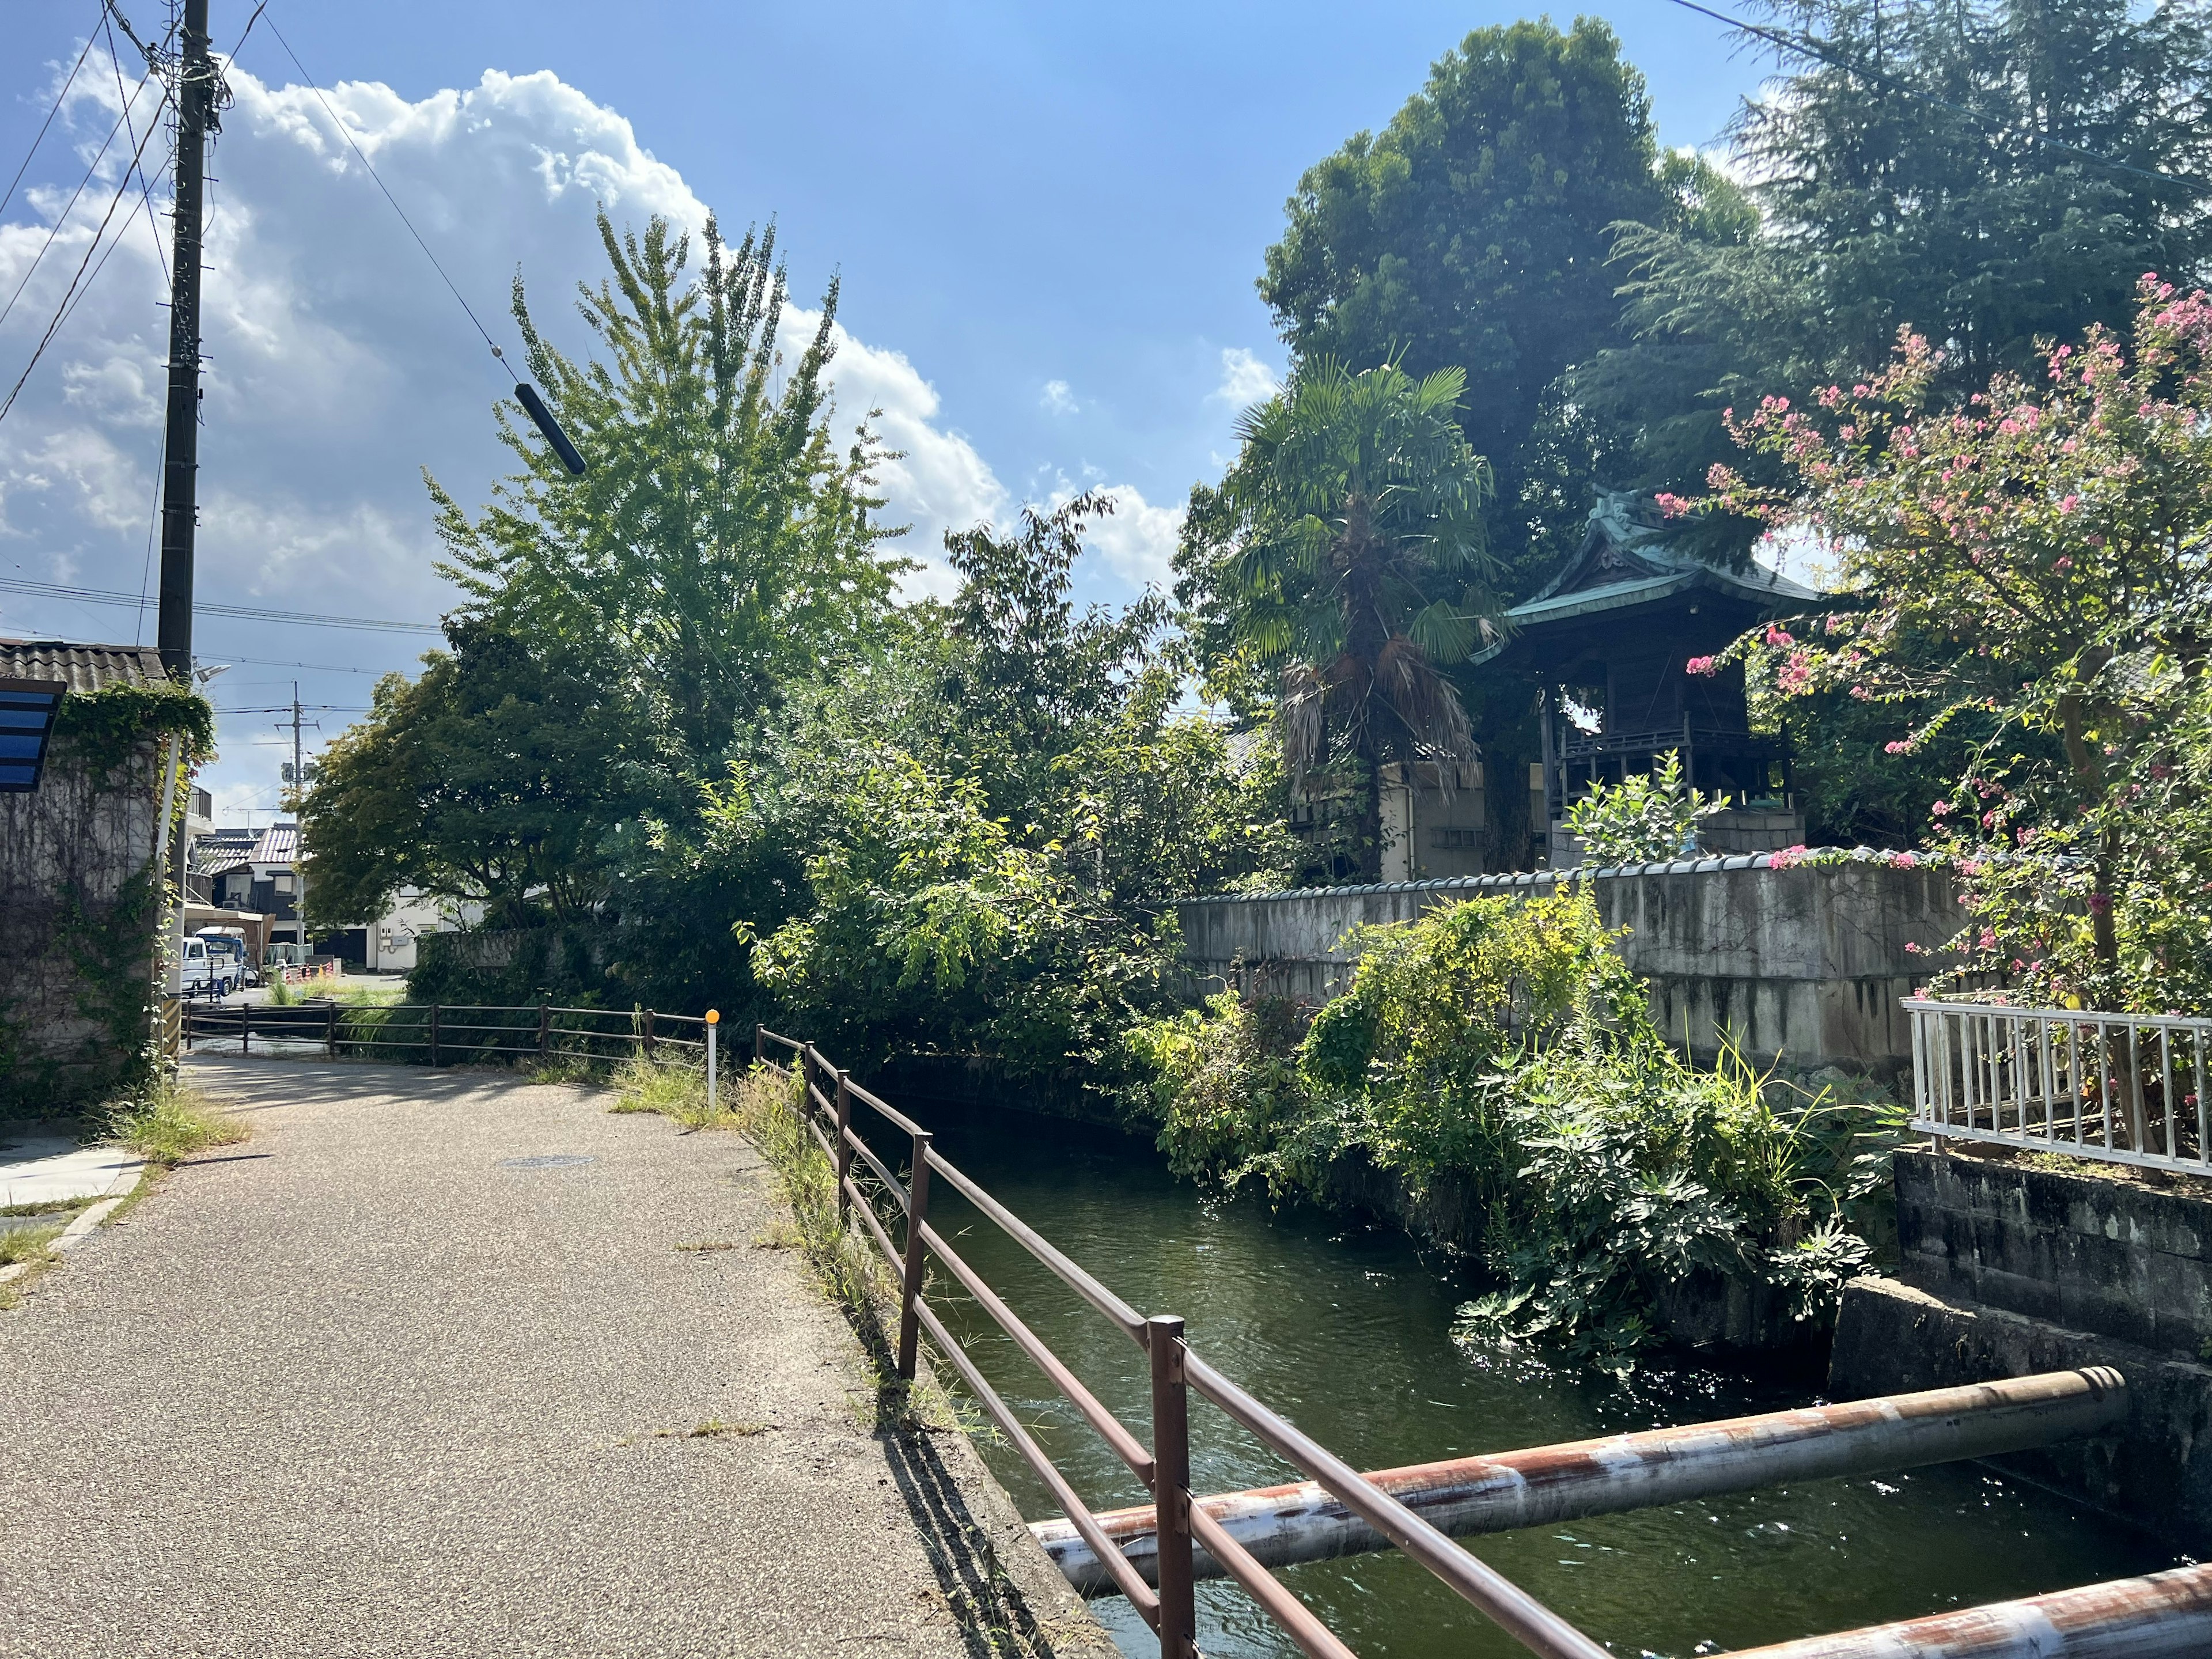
0, 1, 1777, 820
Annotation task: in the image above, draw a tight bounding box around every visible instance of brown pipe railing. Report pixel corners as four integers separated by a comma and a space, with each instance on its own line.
183, 1000, 712, 1067
752, 1025, 1609, 1659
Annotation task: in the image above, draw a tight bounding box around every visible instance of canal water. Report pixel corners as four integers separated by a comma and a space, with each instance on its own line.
902, 1097, 2184, 1658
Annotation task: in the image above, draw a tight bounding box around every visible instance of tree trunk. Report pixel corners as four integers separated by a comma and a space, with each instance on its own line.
1359, 733, 1385, 884
2056, 683, 2120, 993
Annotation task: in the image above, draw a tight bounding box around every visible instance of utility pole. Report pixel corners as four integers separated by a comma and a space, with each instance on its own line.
157, 0, 214, 681
157, 0, 215, 1002
281, 683, 317, 953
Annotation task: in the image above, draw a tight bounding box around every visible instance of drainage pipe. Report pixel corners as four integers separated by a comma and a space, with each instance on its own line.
1731, 1561, 2212, 1658
1033, 1368, 2126, 1597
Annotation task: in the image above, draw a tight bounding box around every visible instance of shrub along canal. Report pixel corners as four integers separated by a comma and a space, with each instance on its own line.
909, 1097, 2181, 1658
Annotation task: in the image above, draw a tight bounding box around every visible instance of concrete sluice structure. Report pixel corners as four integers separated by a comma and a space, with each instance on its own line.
1031, 1369, 2210, 1657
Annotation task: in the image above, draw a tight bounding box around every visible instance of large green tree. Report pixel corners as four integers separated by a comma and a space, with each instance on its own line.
433, 211, 902, 779
301, 620, 638, 930
1259, 17, 1667, 587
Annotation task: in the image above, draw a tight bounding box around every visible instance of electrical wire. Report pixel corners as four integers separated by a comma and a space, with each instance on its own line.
259, 7, 511, 383
0, 74, 173, 430
0, 16, 103, 223
103, 6, 171, 291
0, 65, 146, 335
1662, 0, 2201, 191
0, 576, 442, 634
203, 656, 398, 675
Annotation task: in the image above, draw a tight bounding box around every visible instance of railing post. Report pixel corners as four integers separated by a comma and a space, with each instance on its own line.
834, 1068, 854, 1220
754, 1021, 763, 1066
1148, 1314, 1196, 1659
429, 1003, 441, 1067
704, 1010, 718, 1111
241, 1002, 250, 1056
643, 1009, 657, 1061
327, 1002, 338, 1059
896, 1130, 933, 1381
538, 1002, 551, 1058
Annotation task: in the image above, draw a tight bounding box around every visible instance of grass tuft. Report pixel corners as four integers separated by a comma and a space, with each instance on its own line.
0, 1224, 62, 1267
101, 1074, 248, 1167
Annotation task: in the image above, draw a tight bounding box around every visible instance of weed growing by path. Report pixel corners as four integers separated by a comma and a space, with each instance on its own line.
103, 1074, 248, 1167
0, 1224, 62, 1267
0, 1195, 94, 1219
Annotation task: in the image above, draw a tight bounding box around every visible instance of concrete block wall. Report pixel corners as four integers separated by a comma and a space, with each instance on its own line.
0, 732, 163, 1112
1894, 1149, 2212, 1362
1176, 852, 1957, 1077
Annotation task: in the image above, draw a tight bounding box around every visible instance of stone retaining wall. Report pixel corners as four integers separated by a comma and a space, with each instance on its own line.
1177, 853, 1956, 1077
1895, 1149, 2212, 1361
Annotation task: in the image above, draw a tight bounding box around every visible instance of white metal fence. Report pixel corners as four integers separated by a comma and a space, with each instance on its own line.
1906, 997, 2212, 1175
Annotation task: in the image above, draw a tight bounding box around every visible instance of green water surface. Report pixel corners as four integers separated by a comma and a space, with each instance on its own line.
901, 1098, 2182, 1658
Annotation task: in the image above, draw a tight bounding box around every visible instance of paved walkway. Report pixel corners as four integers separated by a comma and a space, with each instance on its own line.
0, 1058, 1104, 1658
0, 1126, 141, 1210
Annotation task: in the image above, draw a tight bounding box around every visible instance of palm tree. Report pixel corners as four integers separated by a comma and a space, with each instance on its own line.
1224, 359, 1499, 880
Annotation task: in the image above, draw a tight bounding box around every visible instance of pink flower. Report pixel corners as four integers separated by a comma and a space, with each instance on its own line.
1685, 655, 1718, 677
1764, 624, 1795, 648
2054, 556, 2073, 571
1654, 492, 1691, 518
1891, 851, 1917, 868
2058, 495, 2080, 514
1978, 929, 1997, 952
1884, 740, 1911, 754
1932, 800, 1951, 816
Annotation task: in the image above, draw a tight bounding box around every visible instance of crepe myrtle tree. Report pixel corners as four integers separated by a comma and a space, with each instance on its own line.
1671, 278, 2212, 1010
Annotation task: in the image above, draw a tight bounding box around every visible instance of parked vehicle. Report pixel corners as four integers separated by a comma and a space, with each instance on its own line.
178, 935, 236, 998
195, 929, 257, 988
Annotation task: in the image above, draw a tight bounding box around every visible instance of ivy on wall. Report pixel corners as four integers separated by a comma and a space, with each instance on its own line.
0, 676, 215, 1116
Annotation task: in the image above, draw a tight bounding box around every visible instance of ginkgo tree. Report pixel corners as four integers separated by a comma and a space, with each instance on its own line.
1676, 276, 2212, 1009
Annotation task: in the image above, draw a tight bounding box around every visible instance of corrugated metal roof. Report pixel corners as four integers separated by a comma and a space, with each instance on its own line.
0, 638, 169, 694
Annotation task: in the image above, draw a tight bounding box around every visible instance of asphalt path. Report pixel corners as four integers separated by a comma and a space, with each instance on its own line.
0, 1057, 1105, 1658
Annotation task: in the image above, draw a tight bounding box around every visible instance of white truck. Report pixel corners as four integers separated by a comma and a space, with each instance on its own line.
177, 934, 239, 998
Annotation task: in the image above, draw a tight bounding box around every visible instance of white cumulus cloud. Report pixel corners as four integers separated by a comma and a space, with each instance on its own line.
1212, 346, 1280, 408
1054, 484, 1183, 592
0, 49, 1009, 806
1040, 378, 1078, 416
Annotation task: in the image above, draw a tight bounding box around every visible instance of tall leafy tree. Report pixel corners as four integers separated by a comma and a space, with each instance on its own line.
1202, 359, 1498, 881
1612, 0, 2212, 422
1259, 17, 1666, 588
431, 211, 902, 778
301, 621, 637, 931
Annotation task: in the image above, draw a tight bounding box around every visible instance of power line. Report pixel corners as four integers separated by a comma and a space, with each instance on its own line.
0, 70, 175, 429
103, 6, 171, 291
0, 16, 102, 222
0, 576, 443, 634
1661, 0, 2200, 191
216, 704, 369, 714
258, 7, 508, 380
0, 61, 147, 336
204, 655, 397, 675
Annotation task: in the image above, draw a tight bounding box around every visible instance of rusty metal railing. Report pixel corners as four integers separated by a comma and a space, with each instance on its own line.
1907, 997, 2212, 1175
184, 1000, 711, 1069
752, 1025, 1609, 1659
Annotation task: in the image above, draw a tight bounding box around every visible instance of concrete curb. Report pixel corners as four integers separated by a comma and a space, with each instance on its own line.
0, 1161, 145, 1287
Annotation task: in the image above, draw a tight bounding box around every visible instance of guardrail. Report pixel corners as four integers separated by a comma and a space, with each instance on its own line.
1907, 997, 2212, 1175
182, 1000, 711, 1069
753, 1025, 1608, 1659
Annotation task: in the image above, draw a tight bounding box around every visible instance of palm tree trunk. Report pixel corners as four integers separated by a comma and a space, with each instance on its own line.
1359, 732, 1384, 884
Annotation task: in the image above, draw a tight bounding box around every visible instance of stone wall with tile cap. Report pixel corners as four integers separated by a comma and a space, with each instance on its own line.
1175, 851, 1957, 1077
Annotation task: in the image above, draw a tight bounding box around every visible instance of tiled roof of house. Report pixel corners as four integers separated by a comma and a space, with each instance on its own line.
253, 823, 298, 864
188, 830, 256, 877
0, 638, 169, 694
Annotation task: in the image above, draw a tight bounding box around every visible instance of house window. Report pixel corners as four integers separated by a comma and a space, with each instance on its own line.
1429, 827, 1482, 849
272, 873, 296, 893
